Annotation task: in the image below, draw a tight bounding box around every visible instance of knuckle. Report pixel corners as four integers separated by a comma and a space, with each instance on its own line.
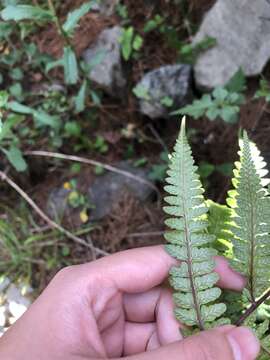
182, 331, 230, 360
55, 265, 76, 280
193, 336, 215, 360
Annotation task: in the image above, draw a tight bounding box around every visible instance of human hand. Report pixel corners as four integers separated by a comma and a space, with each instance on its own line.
0, 246, 260, 360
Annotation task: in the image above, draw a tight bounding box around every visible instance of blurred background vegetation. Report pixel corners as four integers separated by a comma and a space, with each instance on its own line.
1, 0, 270, 324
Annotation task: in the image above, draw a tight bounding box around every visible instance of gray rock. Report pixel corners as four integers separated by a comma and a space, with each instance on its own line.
87, 162, 154, 221
194, 0, 270, 90
91, 0, 119, 16
83, 26, 126, 95
6, 284, 31, 320
47, 187, 71, 220
46, 162, 154, 222
0, 279, 33, 336
135, 64, 192, 119
0, 277, 10, 293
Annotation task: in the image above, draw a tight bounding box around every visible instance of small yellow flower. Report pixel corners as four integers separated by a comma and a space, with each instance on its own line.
63, 182, 71, 190
80, 210, 89, 223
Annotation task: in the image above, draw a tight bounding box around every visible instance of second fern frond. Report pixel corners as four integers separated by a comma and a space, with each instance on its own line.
227, 132, 270, 303
164, 119, 227, 330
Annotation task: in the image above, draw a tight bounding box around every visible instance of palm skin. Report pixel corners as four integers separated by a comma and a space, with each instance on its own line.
0, 246, 247, 360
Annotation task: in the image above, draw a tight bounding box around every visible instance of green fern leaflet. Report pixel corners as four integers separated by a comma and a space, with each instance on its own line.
164, 118, 226, 330
227, 132, 270, 302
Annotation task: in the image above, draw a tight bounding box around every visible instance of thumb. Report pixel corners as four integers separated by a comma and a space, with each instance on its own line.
123, 326, 260, 360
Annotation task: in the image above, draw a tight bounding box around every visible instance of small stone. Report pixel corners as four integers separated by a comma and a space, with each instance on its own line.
0, 306, 7, 327
91, 0, 119, 16
135, 64, 192, 119
6, 284, 31, 320
9, 302, 28, 320
194, 0, 270, 89
47, 187, 71, 220
83, 26, 126, 95
46, 162, 154, 222
0, 277, 10, 293
87, 161, 154, 221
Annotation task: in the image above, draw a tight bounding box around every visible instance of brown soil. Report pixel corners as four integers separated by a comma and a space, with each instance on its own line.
4, 0, 270, 286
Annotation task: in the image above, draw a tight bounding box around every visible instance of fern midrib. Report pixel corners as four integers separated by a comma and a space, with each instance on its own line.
184, 213, 204, 330
246, 173, 256, 303
180, 144, 204, 330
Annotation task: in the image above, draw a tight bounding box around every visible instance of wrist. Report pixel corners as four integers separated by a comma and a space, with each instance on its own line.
0, 339, 19, 360
0, 327, 29, 360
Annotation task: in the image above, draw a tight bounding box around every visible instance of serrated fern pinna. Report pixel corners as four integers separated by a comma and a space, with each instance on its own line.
164, 119, 226, 330
228, 132, 270, 314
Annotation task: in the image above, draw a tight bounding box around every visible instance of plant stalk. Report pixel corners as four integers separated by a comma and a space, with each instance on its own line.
47, 0, 72, 48
235, 288, 270, 326
46, 0, 87, 82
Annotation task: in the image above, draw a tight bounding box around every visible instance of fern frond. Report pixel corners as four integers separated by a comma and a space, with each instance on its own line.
206, 200, 233, 255
164, 118, 226, 330
227, 132, 270, 301
244, 314, 270, 359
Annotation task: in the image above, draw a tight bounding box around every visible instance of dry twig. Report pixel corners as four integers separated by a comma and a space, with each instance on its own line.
0, 170, 108, 257
24, 150, 160, 195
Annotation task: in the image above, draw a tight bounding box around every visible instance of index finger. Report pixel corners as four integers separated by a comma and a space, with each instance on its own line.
80, 245, 244, 293
85, 245, 175, 293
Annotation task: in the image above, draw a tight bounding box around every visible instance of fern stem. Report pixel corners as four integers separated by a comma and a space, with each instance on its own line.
185, 219, 205, 330
248, 181, 256, 303
181, 142, 204, 330
235, 288, 270, 326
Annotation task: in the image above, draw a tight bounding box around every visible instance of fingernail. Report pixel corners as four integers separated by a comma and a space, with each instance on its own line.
226, 327, 260, 360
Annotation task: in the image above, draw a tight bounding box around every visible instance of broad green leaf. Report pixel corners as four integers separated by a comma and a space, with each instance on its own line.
74, 79, 87, 113
90, 90, 101, 105
173, 94, 212, 119
33, 111, 59, 130
4, 145, 27, 172
133, 84, 150, 100
226, 68, 246, 93
64, 121, 81, 137
174, 85, 244, 123
63, 46, 79, 85
1, 5, 54, 22
133, 34, 143, 51
0, 22, 13, 39
161, 96, 173, 107
7, 101, 33, 114
45, 58, 64, 73
143, 15, 164, 33
255, 79, 270, 102
63, 1, 95, 35
0, 114, 24, 141
0, 91, 9, 108
6, 101, 58, 130
10, 67, 23, 80
9, 83, 23, 101
213, 87, 228, 102
220, 105, 239, 123
120, 27, 134, 61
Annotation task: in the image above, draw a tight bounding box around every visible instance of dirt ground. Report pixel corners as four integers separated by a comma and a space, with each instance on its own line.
2, 0, 270, 287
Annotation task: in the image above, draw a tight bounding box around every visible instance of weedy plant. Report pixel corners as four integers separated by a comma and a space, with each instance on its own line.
0, 0, 103, 110
120, 26, 143, 61
0, 0, 106, 172
174, 69, 246, 124
164, 118, 270, 358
